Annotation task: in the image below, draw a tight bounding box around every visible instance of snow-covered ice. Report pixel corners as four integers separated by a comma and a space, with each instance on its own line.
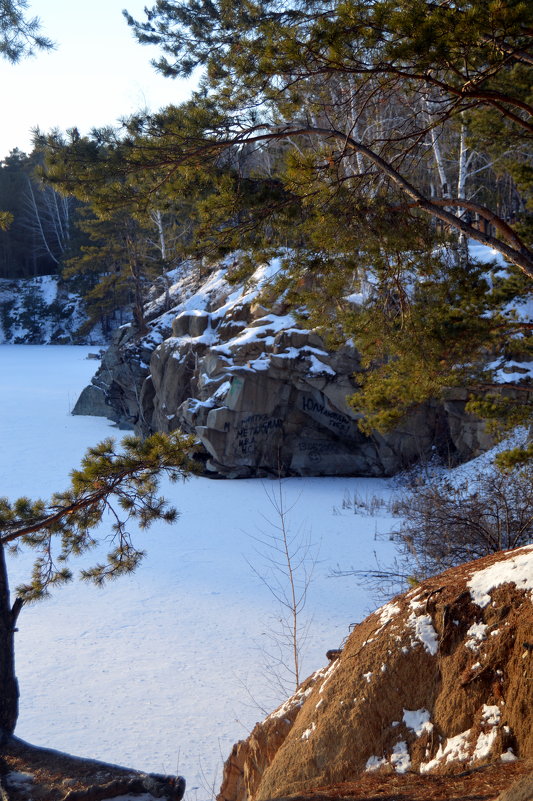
0, 345, 399, 798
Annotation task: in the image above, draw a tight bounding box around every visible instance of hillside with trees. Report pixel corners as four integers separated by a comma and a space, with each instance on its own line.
0, 147, 181, 340
35, 0, 531, 448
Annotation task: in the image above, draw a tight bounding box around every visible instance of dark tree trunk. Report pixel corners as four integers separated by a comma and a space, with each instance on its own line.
0, 543, 21, 741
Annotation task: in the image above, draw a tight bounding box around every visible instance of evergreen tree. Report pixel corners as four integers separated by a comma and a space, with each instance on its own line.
64, 207, 153, 336
119, 0, 532, 274
0, 0, 52, 62
63, 194, 189, 336
0, 2, 53, 233
39, 0, 532, 438
0, 150, 33, 276
0, 430, 196, 741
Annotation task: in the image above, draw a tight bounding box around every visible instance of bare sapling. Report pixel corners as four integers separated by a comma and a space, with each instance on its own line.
247, 480, 318, 696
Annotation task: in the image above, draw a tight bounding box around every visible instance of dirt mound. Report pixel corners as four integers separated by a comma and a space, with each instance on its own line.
218, 545, 533, 801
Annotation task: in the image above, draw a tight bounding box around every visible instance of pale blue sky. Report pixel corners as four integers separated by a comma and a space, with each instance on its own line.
0, 0, 196, 158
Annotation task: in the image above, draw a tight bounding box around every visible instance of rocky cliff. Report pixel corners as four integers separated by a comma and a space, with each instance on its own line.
74, 258, 512, 477
218, 545, 533, 801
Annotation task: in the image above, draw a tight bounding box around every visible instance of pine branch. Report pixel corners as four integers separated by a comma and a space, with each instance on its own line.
0, 431, 197, 602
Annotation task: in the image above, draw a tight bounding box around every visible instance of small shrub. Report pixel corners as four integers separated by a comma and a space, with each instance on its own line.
394, 463, 533, 578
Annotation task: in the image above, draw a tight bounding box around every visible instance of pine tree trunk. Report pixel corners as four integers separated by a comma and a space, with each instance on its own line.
0, 543, 20, 741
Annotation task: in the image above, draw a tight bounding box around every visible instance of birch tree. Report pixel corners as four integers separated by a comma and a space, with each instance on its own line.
21, 178, 74, 265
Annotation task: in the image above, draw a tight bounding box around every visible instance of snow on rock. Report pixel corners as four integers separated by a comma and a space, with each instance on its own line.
74, 254, 510, 478
317, 659, 341, 695
488, 359, 533, 385
390, 741, 411, 774
481, 705, 502, 727
365, 755, 387, 772
465, 621, 489, 650
407, 612, 439, 656
421, 705, 504, 772
473, 729, 500, 762
377, 602, 401, 629
403, 709, 433, 737
366, 741, 411, 774
420, 730, 472, 772
301, 722, 316, 741
267, 682, 316, 722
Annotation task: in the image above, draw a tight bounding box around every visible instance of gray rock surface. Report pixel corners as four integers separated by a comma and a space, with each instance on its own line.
75, 260, 504, 477
72, 384, 109, 417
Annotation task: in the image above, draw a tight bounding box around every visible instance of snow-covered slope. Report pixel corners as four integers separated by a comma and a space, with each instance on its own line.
0, 275, 106, 344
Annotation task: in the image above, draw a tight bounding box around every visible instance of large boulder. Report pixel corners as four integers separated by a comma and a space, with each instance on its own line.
75, 259, 518, 477
218, 545, 533, 801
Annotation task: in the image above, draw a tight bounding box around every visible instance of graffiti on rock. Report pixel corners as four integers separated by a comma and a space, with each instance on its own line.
235, 413, 284, 456
297, 439, 349, 464
300, 395, 354, 436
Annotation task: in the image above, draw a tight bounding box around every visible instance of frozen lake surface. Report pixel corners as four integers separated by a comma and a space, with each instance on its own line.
0, 345, 399, 795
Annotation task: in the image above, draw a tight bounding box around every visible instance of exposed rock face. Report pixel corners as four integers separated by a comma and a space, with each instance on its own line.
75, 260, 499, 477
3, 737, 185, 801
72, 323, 154, 428
217, 545, 533, 801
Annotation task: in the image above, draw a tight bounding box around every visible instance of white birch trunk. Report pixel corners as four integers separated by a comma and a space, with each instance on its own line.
456, 121, 468, 211
150, 209, 167, 261
424, 98, 450, 197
